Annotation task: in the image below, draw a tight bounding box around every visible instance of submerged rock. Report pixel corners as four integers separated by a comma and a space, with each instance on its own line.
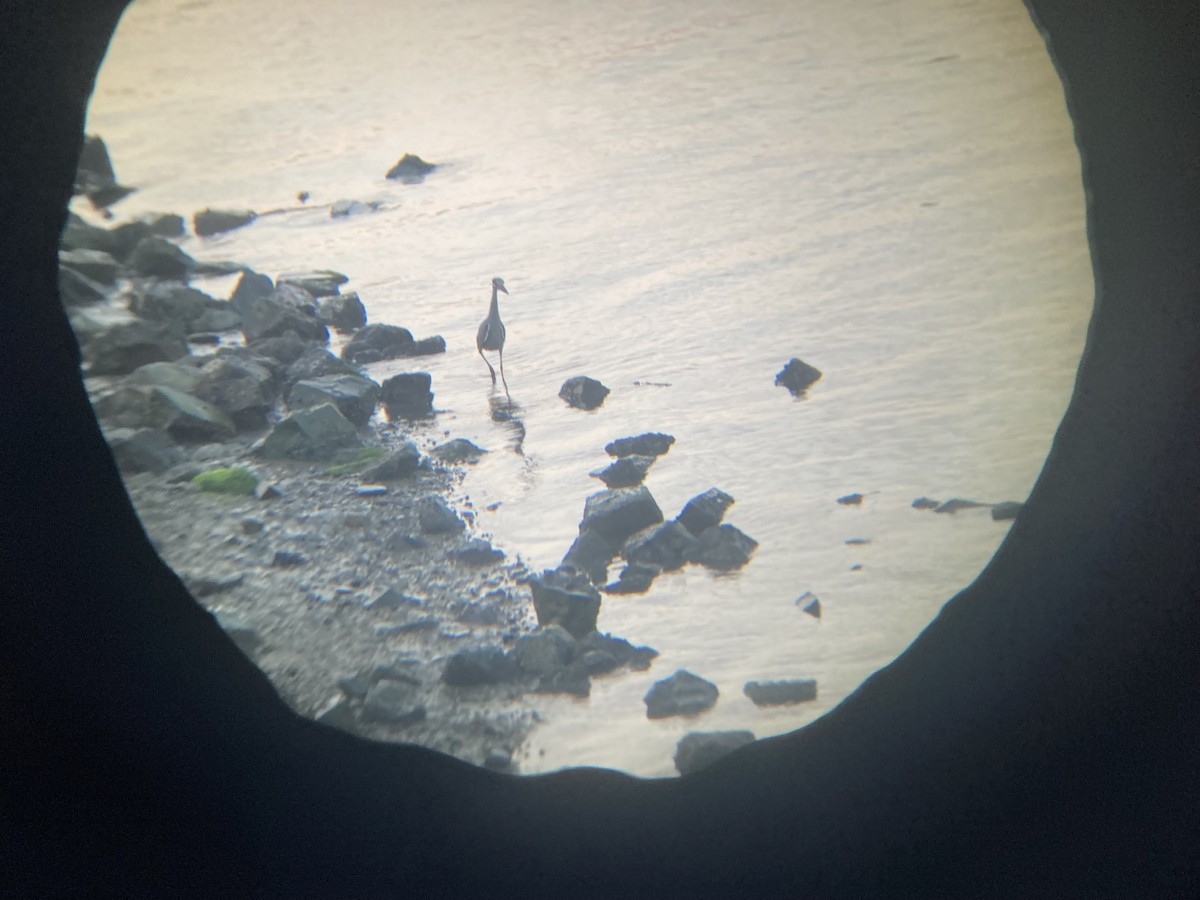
559, 375, 610, 410
590, 454, 655, 489
604, 432, 675, 458
602, 563, 658, 596
330, 199, 380, 218
934, 498, 990, 514
193, 208, 257, 238
775, 357, 822, 395
644, 670, 719, 719
695, 523, 758, 571
432, 438, 486, 464
674, 730, 756, 776
529, 566, 602, 639
385, 153, 438, 183
743, 679, 818, 706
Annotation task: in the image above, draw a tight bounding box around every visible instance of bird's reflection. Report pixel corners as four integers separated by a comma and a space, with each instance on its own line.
488, 391, 526, 455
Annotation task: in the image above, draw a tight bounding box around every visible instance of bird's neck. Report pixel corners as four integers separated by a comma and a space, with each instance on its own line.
489, 286, 501, 317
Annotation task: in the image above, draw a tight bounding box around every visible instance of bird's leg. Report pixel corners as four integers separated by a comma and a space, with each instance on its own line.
499, 347, 509, 394
479, 347, 497, 384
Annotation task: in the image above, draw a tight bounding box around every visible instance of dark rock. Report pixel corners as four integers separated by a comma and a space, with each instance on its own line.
449, 538, 504, 565
529, 567, 602, 639
385, 153, 438, 183
934, 498, 990, 514
255, 482, 283, 501
272, 551, 306, 568
677, 488, 735, 537
534, 664, 591, 698
283, 348, 360, 394
247, 332, 313, 365
362, 680, 426, 724
241, 517, 264, 535
58, 266, 110, 306
912, 497, 940, 510
580, 485, 664, 547
798, 593, 822, 619
106, 427, 185, 474
695, 524, 758, 571
590, 455, 655, 488
579, 649, 619, 676
602, 563, 658, 595
991, 501, 1024, 521
837, 493, 864, 506
342, 323, 415, 364
359, 443, 421, 481
130, 283, 213, 336
278, 272, 344, 299
577, 631, 659, 671
513, 625, 577, 677
559, 376, 610, 410
186, 573, 245, 597
190, 259, 246, 277
775, 357, 823, 395
87, 183, 137, 209
674, 731, 756, 776
433, 438, 485, 464
193, 208, 257, 238
562, 530, 615, 585
59, 247, 119, 285
74, 134, 136, 208
192, 357, 276, 431
191, 302, 241, 334
241, 290, 329, 345
81, 319, 187, 375
139, 212, 186, 237
380, 372, 434, 419
605, 432, 675, 458
644, 670, 719, 719
410, 336, 447, 356
318, 292, 367, 332
230, 269, 274, 318
417, 496, 464, 534
744, 679, 818, 706
254, 403, 362, 460
441, 648, 520, 686
60, 214, 116, 254
368, 588, 423, 611
288, 374, 380, 428
127, 236, 194, 280
107, 221, 154, 262
212, 610, 263, 655
623, 521, 700, 572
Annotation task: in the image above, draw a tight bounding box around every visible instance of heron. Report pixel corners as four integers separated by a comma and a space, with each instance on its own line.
476, 276, 510, 390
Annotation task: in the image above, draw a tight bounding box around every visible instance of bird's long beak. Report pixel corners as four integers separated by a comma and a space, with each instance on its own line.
499, 284, 509, 295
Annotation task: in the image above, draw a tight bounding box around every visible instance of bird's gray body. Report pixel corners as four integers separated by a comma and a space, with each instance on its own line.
476, 277, 509, 389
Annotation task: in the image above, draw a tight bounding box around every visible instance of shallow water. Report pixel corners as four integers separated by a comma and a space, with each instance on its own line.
85, 0, 1092, 776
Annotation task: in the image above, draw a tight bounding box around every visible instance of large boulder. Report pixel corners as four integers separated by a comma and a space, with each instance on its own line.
230, 269, 274, 319
80, 319, 187, 375
644, 670, 719, 719
674, 731, 756, 776
342, 324, 415, 364
107, 221, 154, 262
622, 520, 701, 572
129, 283, 213, 336
529, 566, 602, 639
193, 208, 257, 238
318, 292, 367, 332
775, 357, 822, 395
287, 374, 379, 427
282, 347, 360, 394
247, 332, 315, 365
604, 432, 675, 458
241, 290, 328, 344
380, 372, 433, 419
677, 488, 735, 537
191, 357, 277, 431
580, 485, 663, 548
695, 524, 758, 571
127, 236, 194, 280
559, 376, 610, 410
59, 248, 119, 285
254, 403, 362, 460
385, 153, 437, 183
149, 385, 237, 443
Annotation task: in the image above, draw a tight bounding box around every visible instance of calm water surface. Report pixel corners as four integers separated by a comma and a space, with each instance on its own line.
87, 0, 1092, 776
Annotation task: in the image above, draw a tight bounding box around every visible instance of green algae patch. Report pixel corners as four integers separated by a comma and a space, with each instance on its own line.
193, 467, 259, 496
325, 446, 387, 476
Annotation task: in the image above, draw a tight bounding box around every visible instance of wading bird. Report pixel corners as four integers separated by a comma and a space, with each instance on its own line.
476, 276, 510, 390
